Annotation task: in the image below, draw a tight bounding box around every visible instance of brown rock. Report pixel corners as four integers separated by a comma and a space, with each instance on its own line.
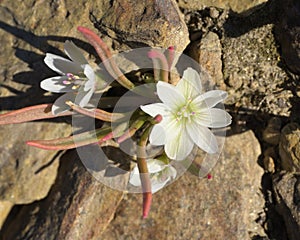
97, 0, 190, 52
100, 130, 266, 239
0, 201, 13, 229
279, 123, 300, 172
272, 172, 300, 240
189, 31, 226, 90
262, 117, 281, 145
0, 123, 70, 204
0, 150, 125, 239
177, 0, 269, 15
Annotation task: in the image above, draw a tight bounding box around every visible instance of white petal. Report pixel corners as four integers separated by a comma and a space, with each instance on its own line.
64, 41, 88, 65
44, 53, 82, 74
186, 121, 218, 154
192, 90, 228, 109
129, 168, 141, 187
151, 181, 168, 193
40, 76, 73, 93
176, 67, 202, 99
149, 124, 166, 145
156, 81, 185, 109
75, 88, 94, 107
52, 92, 76, 115
164, 120, 194, 160
83, 64, 95, 91
195, 108, 232, 128
140, 103, 170, 118
147, 159, 166, 173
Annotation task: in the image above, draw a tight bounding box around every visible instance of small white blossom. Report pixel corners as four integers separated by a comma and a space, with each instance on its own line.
141, 68, 232, 160
41, 41, 105, 115
129, 159, 177, 193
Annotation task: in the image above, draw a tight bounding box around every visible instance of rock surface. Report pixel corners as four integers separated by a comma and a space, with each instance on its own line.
0, 150, 124, 239
279, 123, 300, 172
272, 172, 300, 240
95, 0, 190, 52
177, 0, 268, 15
189, 31, 225, 90
100, 131, 266, 239
275, 0, 300, 75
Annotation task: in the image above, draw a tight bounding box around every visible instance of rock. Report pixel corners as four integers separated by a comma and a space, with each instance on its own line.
275, 0, 300, 75
279, 123, 300, 172
263, 147, 276, 173
95, 0, 190, 52
223, 19, 290, 116
189, 31, 226, 90
100, 130, 266, 239
0, 201, 13, 229
177, 0, 269, 15
262, 117, 281, 145
0, 123, 70, 204
0, 150, 125, 239
272, 172, 300, 240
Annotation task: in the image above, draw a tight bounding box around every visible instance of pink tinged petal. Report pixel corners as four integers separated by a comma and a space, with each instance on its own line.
64, 41, 88, 65
156, 81, 185, 109
164, 120, 194, 160
52, 92, 76, 115
186, 121, 218, 154
40, 76, 74, 93
176, 67, 202, 100
44, 53, 82, 74
195, 108, 232, 128
140, 103, 170, 118
192, 90, 228, 109
149, 124, 167, 146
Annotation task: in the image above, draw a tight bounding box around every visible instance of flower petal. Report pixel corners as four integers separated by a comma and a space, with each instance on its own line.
149, 124, 166, 145
44, 53, 82, 74
52, 92, 76, 115
64, 41, 88, 65
75, 88, 94, 107
176, 67, 202, 100
83, 64, 95, 91
40, 76, 73, 93
186, 121, 218, 154
164, 120, 194, 160
156, 81, 185, 109
140, 103, 170, 118
192, 90, 228, 109
195, 108, 232, 128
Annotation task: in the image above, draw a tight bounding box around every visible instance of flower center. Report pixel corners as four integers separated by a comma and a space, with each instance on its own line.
175, 99, 196, 122
63, 73, 87, 90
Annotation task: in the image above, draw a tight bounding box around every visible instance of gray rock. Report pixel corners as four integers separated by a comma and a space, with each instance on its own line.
223, 23, 291, 116
100, 131, 266, 239
279, 123, 300, 172
177, 0, 269, 15
272, 172, 300, 240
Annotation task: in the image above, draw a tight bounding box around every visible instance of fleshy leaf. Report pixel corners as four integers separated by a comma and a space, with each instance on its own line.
26, 127, 111, 150
0, 104, 72, 125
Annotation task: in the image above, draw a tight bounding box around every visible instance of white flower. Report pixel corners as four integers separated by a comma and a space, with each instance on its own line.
129, 159, 177, 193
41, 41, 103, 115
141, 67, 232, 160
